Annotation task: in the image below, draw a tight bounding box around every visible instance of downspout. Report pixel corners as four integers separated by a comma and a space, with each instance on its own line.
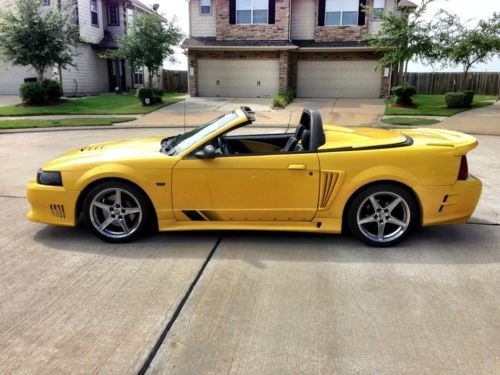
288, 0, 292, 42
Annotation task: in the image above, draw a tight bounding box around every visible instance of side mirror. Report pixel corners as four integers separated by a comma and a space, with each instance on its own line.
195, 144, 216, 159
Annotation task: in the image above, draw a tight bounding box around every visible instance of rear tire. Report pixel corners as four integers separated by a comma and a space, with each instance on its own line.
347, 184, 418, 247
83, 181, 151, 243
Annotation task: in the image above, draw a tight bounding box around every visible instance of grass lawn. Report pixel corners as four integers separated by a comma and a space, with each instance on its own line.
0, 93, 184, 117
381, 117, 441, 126
385, 95, 497, 116
0, 117, 136, 129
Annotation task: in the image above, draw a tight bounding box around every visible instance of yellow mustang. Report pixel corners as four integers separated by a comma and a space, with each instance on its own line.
27, 107, 481, 246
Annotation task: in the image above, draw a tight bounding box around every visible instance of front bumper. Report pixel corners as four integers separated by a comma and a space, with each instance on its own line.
26, 181, 79, 227
416, 175, 482, 226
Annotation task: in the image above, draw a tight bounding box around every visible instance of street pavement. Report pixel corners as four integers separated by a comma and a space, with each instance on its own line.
0, 127, 499, 374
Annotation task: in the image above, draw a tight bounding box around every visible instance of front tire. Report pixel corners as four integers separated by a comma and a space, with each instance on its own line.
347, 184, 418, 247
83, 181, 151, 243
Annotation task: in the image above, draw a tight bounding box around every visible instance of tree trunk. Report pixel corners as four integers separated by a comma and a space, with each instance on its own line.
403, 60, 409, 84
462, 67, 470, 90
37, 69, 44, 82
148, 73, 153, 88
398, 61, 405, 85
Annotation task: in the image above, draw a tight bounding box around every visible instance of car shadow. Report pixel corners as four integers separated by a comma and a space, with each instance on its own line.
32, 222, 500, 266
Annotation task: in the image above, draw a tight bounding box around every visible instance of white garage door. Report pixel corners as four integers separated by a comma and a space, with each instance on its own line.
297, 60, 381, 98
198, 59, 279, 97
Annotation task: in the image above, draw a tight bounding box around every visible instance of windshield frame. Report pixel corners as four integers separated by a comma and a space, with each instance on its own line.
161, 111, 241, 156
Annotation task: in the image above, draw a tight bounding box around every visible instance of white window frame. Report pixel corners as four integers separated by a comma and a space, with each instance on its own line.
236, 0, 269, 25
200, 0, 212, 15
325, 0, 359, 26
107, 3, 120, 26
134, 69, 144, 85
90, 0, 99, 26
372, 0, 385, 20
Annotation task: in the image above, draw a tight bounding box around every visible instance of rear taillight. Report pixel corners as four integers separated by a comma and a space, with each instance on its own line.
458, 155, 469, 180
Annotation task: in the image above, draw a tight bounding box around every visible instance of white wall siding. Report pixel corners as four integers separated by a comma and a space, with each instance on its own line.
61, 43, 108, 96
78, 0, 104, 44
0, 63, 42, 95
291, 0, 315, 40
368, 0, 396, 33
190, 0, 216, 37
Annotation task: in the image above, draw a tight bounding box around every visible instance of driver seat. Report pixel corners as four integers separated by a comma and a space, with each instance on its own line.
294, 129, 310, 152
280, 124, 305, 152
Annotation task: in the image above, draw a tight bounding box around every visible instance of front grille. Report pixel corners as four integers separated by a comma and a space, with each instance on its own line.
50, 204, 65, 218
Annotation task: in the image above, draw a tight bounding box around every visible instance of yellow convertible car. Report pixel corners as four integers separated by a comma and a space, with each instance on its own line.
27, 107, 481, 246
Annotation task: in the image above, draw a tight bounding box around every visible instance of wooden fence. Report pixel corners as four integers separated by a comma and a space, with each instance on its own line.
402, 72, 500, 95
163, 70, 188, 93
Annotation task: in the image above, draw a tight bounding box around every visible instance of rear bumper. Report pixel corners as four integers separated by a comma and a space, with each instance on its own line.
416, 176, 482, 226
27, 181, 79, 227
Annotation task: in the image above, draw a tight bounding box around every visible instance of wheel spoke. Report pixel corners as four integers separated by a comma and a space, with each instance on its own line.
385, 197, 402, 213
114, 189, 122, 206
369, 196, 382, 211
123, 207, 141, 216
99, 215, 115, 231
377, 222, 386, 240
93, 201, 111, 213
387, 215, 407, 229
359, 216, 377, 225
118, 219, 130, 234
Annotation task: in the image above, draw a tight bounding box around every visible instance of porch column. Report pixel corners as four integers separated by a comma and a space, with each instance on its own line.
279, 51, 290, 93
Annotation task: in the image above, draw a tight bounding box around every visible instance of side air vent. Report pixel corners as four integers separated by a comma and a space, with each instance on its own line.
319, 172, 339, 208
80, 144, 105, 152
50, 204, 65, 218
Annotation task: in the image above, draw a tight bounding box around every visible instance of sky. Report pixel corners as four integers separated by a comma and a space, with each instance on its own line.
153, 0, 499, 72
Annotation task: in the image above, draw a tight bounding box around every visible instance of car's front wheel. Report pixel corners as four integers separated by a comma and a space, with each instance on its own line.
83, 181, 151, 243
347, 184, 418, 247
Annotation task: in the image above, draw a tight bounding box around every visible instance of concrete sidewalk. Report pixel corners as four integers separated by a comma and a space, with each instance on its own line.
431, 100, 500, 136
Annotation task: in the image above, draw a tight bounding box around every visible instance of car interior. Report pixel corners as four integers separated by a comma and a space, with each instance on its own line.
200, 108, 326, 157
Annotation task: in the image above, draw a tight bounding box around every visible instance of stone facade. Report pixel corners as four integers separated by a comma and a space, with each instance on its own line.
215, 0, 290, 40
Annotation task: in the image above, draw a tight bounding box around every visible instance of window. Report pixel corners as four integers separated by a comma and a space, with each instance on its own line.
107, 3, 120, 26
200, 0, 211, 14
134, 69, 144, 85
42, 0, 50, 5
325, 0, 358, 26
373, 0, 385, 19
90, 0, 99, 26
236, 0, 268, 25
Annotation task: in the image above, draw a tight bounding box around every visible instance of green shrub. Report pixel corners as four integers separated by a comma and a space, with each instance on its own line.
462, 90, 475, 107
273, 90, 294, 108
42, 80, 63, 100
392, 83, 416, 105
445, 92, 466, 108
136, 87, 165, 105
19, 82, 48, 105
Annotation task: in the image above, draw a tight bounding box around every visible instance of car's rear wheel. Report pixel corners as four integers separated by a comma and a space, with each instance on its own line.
83, 181, 151, 243
347, 184, 418, 247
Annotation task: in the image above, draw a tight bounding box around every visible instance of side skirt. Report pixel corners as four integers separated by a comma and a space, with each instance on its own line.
158, 218, 342, 234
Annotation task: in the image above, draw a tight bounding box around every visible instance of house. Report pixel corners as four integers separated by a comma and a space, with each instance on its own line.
0, 0, 156, 96
182, 0, 416, 98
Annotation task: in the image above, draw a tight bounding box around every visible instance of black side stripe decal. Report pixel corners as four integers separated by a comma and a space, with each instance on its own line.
182, 210, 206, 221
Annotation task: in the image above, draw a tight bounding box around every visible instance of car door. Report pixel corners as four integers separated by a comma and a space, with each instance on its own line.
172, 152, 320, 222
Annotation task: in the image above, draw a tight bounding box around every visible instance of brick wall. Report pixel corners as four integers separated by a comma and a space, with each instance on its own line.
215, 0, 290, 40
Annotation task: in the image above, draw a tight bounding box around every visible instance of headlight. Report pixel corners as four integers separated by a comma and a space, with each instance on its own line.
37, 170, 63, 186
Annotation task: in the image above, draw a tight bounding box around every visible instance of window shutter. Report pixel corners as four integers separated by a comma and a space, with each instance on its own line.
358, 0, 367, 25
229, 0, 236, 24
318, 0, 326, 26
269, 0, 276, 24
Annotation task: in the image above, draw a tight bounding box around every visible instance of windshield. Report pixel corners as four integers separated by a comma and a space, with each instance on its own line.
161, 112, 239, 155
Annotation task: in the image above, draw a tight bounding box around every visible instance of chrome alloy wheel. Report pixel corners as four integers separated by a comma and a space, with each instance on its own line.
89, 188, 142, 239
356, 191, 411, 243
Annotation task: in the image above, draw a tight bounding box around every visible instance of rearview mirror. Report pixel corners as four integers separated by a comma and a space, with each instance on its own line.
195, 144, 216, 159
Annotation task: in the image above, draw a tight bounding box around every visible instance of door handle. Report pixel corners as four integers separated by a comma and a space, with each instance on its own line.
288, 164, 306, 170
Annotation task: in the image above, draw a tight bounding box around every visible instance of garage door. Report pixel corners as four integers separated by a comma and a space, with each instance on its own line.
198, 59, 279, 97
297, 60, 381, 98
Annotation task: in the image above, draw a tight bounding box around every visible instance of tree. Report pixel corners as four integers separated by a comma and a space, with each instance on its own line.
109, 13, 183, 88
434, 12, 500, 89
363, 0, 436, 84
0, 0, 79, 82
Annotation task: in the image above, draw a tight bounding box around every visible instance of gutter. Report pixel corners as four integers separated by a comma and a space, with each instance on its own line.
182, 46, 299, 51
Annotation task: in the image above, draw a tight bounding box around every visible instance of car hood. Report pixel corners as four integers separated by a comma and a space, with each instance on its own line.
43, 136, 167, 171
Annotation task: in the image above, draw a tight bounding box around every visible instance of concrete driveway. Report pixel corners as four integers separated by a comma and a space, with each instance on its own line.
0, 128, 499, 374
131, 97, 385, 127
0, 95, 20, 107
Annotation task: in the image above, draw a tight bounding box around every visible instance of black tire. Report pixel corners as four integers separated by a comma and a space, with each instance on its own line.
83, 181, 152, 243
347, 183, 419, 247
